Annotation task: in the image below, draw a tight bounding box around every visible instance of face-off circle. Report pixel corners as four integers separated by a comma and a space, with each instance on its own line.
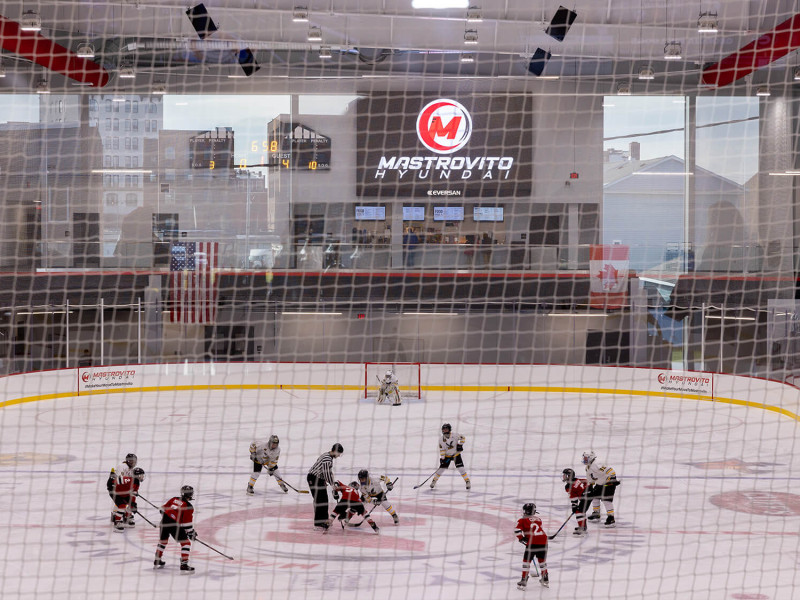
416, 99, 472, 154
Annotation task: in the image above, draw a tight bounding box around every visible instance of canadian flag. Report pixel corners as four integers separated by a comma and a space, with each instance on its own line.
589, 245, 629, 308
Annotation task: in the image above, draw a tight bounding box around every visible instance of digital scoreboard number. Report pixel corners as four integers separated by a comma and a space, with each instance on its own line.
262, 119, 331, 171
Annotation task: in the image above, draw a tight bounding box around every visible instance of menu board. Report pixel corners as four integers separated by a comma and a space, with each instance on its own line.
403, 206, 425, 221
355, 206, 386, 220
433, 206, 464, 221
473, 206, 504, 222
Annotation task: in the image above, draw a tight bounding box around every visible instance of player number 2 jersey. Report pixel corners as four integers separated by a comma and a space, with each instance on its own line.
515, 516, 548, 546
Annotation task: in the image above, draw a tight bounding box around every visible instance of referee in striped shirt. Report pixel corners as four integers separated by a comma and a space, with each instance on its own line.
307, 443, 344, 529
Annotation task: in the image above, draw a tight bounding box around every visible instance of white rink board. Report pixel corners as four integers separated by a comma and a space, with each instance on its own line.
0, 363, 798, 600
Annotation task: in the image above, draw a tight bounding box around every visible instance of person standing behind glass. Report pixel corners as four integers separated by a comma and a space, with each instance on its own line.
404, 227, 419, 267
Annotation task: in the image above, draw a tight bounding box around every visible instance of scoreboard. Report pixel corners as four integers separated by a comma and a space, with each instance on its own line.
190, 132, 234, 170
264, 118, 331, 171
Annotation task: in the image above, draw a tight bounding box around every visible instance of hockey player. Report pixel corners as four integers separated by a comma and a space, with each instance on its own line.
563, 468, 590, 536
154, 485, 197, 572
514, 503, 549, 589
247, 434, 288, 495
430, 423, 470, 490
377, 369, 401, 406
106, 453, 145, 532
329, 480, 379, 533
582, 451, 620, 527
357, 469, 399, 524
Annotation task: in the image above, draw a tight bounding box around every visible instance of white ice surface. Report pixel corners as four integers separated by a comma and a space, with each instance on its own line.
1, 388, 799, 600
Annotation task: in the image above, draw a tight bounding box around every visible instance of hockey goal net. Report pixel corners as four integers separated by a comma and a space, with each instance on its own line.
364, 362, 422, 401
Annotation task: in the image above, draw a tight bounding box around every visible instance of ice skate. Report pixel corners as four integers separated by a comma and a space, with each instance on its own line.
153, 559, 165, 569
573, 525, 587, 537
465, 478, 471, 490
392, 513, 399, 525
588, 512, 601, 522
246, 484, 254, 495
180, 562, 195, 573
278, 481, 288, 493
370, 521, 380, 533
605, 515, 616, 528
540, 573, 549, 588
125, 516, 135, 528
517, 577, 527, 590
113, 522, 125, 533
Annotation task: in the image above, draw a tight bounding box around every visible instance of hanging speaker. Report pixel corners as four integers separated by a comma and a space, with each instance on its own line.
527, 48, 552, 76
185, 4, 218, 39
546, 6, 577, 42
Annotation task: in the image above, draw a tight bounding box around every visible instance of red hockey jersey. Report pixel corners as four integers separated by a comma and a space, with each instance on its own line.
337, 482, 362, 503
567, 478, 588, 499
515, 516, 547, 546
161, 497, 194, 525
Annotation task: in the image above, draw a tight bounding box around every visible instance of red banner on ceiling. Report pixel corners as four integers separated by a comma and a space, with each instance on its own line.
589, 245, 629, 309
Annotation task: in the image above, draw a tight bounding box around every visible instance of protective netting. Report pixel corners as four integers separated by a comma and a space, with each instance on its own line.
0, 1, 799, 599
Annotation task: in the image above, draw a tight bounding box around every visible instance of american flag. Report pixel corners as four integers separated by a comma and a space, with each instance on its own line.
169, 241, 219, 323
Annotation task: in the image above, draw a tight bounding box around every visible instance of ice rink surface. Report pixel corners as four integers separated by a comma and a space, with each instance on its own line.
1, 387, 799, 600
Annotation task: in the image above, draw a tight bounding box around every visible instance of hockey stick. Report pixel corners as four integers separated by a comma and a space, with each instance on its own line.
279, 480, 310, 494
413, 469, 439, 489
135, 510, 158, 529
349, 478, 398, 527
194, 537, 234, 561
135, 493, 162, 512
548, 512, 573, 540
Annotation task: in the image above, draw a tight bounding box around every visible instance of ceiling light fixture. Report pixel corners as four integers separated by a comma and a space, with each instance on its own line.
794, 68, 800, 81
463, 29, 478, 44
697, 11, 718, 33
307, 26, 322, 42
35, 79, 50, 94
411, 0, 469, 8
76, 42, 95, 59
460, 52, 475, 63
616, 82, 632, 95
292, 6, 309, 22
466, 7, 483, 22
152, 84, 167, 95
756, 85, 771, 97
0, 62, 6, 78
118, 65, 136, 79
319, 45, 332, 59
20, 9, 42, 32
638, 66, 655, 80
663, 41, 682, 60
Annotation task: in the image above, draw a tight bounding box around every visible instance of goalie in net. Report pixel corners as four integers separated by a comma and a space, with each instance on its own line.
377, 370, 401, 406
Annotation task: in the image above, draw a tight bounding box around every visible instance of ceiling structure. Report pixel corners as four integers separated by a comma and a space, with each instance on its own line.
0, 1, 798, 96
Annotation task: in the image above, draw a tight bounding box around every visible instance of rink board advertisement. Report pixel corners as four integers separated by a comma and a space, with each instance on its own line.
654, 370, 713, 396
78, 367, 139, 392
356, 94, 533, 198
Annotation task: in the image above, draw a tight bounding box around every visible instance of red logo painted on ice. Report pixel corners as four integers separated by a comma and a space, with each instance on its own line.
416, 99, 472, 154
710, 490, 800, 516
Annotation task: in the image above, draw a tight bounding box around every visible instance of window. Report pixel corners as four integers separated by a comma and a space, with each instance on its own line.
125, 101, 131, 113
113, 101, 120, 113
104, 175, 111, 187
106, 193, 118, 206
104, 155, 111, 167
125, 156, 131, 168
132, 156, 139, 168
112, 156, 119, 168
124, 137, 131, 150
125, 175, 132, 187
112, 137, 119, 150
132, 137, 139, 150
125, 193, 138, 207
105, 118, 111, 131
144, 121, 150, 132
89, 99, 98, 112
124, 119, 131, 131
132, 101, 138, 114
165, 146, 175, 160
112, 175, 119, 187
150, 120, 157, 132
132, 120, 138, 132
105, 99, 112, 112
132, 175, 139, 187
113, 118, 119, 131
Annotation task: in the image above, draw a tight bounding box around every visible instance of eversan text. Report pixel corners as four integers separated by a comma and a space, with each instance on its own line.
373, 155, 514, 180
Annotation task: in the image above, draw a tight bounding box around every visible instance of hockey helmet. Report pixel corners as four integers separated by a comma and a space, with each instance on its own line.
268, 434, 279, 449
180, 485, 194, 501
441, 423, 452, 435
562, 468, 575, 483
133, 467, 146, 482
582, 451, 596, 466
330, 443, 344, 457
522, 503, 536, 517
358, 469, 369, 483
125, 453, 138, 468
350, 481, 360, 490
385, 370, 393, 378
